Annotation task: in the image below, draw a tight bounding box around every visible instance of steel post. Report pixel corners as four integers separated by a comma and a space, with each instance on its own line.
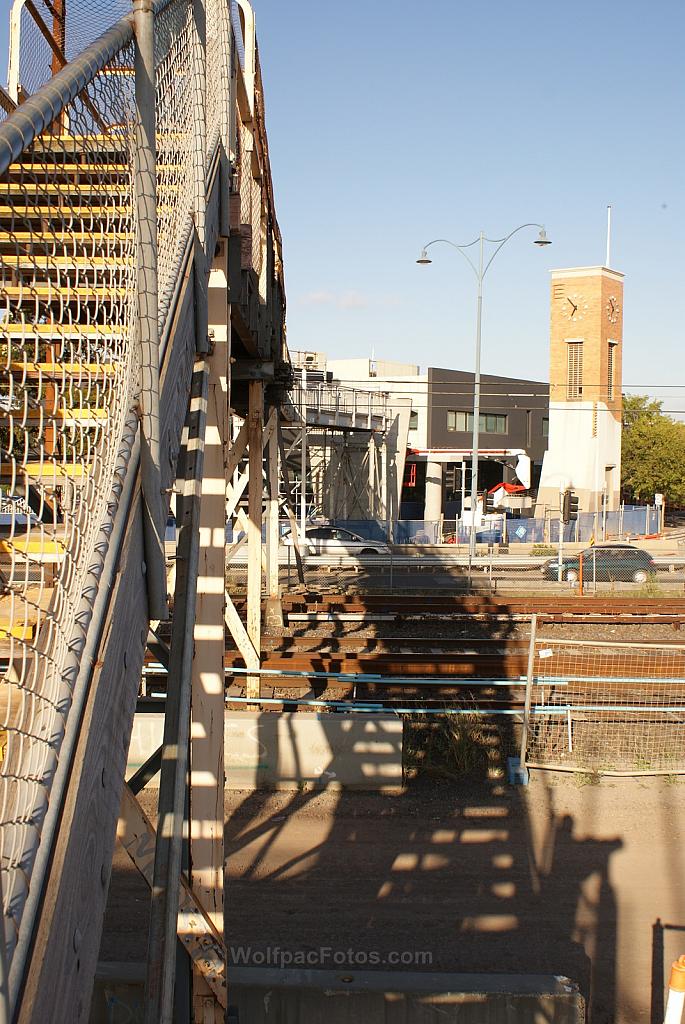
300, 369, 307, 566
134, 0, 168, 619
246, 381, 263, 700
519, 613, 538, 769
468, 232, 484, 567
266, 416, 280, 601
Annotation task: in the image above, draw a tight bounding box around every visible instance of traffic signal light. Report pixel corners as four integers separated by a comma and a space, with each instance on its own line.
562, 490, 579, 523
484, 490, 495, 513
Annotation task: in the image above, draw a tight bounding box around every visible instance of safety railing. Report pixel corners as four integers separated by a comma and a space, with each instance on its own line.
291, 382, 392, 424
0, 0, 278, 1001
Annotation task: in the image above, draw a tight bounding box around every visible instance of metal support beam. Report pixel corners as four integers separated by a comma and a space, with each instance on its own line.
190, 247, 228, 1023
246, 380, 263, 699
147, 627, 170, 670
381, 436, 390, 538
277, 427, 305, 585
368, 435, 376, 519
127, 745, 163, 796
295, 369, 308, 558
231, 359, 274, 380
145, 361, 209, 1024
266, 410, 280, 600
265, 409, 282, 628
134, 0, 168, 620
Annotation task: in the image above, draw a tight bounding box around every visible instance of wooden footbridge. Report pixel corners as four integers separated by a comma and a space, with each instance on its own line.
0, 1, 382, 1019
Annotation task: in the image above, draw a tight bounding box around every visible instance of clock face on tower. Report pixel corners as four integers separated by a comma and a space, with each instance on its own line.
560, 293, 588, 322
606, 295, 620, 324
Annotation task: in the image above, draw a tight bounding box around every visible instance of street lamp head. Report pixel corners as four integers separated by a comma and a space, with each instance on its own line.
534, 227, 552, 247
416, 248, 432, 265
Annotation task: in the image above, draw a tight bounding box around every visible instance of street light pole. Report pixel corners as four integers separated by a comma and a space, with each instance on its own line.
417, 223, 551, 575
470, 231, 484, 567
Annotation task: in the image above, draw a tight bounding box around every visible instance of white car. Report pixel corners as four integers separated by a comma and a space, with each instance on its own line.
283, 525, 390, 556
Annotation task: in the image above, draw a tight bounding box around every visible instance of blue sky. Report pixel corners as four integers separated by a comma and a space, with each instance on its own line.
1, 1, 683, 408
251, 0, 684, 410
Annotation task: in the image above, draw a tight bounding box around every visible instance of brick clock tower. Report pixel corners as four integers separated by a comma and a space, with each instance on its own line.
536, 266, 624, 515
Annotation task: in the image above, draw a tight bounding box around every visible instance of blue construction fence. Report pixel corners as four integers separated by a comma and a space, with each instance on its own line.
169, 505, 661, 546
330, 505, 661, 545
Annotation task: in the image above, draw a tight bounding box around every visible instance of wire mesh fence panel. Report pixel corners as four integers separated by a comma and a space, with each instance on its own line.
0, 40, 138, 963
155, 0, 196, 324
206, 0, 232, 162
525, 639, 685, 774
238, 120, 253, 260
251, 174, 262, 278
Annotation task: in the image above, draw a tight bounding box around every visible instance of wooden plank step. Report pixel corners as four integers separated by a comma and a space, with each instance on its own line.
6, 362, 118, 378
0, 205, 133, 217
1, 323, 122, 336
0, 233, 126, 244
5, 162, 128, 177
2, 183, 132, 196
0, 408, 109, 423
0, 538, 65, 561
0, 625, 35, 641
0, 462, 87, 479
0, 285, 126, 301
0, 255, 132, 268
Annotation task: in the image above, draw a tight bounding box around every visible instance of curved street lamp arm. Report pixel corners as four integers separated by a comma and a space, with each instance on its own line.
422, 237, 481, 279
481, 222, 546, 279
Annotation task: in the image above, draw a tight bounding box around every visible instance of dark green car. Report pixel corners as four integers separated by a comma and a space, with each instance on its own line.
543, 543, 656, 583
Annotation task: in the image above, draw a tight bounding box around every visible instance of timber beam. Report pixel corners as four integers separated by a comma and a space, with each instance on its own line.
118, 786, 227, 1008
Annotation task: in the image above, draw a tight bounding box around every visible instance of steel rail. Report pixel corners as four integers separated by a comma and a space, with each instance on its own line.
224, 696, 559, 716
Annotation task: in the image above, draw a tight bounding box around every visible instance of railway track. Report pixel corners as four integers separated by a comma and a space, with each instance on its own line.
140, 593, 685, 708
278, 593, 685, 624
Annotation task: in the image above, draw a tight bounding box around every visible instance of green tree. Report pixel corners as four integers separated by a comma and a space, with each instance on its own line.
622, 395, 685, 504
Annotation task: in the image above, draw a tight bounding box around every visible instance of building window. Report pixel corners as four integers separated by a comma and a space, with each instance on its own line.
607, 342, 617, 400
567, 341, 583, 399
542, 417, 549, 438
409, 410, 418, 430
447, 411, 508, 433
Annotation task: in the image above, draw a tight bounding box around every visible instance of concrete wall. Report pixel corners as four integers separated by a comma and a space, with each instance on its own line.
90, 965, 585, 1023
228, 968, 585, 1023
128, 711, 403, 791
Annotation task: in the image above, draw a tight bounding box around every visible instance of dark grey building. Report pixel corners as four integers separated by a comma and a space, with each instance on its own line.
401, 368, 549, 519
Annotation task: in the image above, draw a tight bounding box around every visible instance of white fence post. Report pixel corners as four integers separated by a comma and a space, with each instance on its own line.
519, 613, 538, 771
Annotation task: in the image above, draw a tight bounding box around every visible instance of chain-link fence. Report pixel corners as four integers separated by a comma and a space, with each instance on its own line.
0, 28, 138, 968
206, 0, 232, 161
155, 0, 197, 321
524, 638, 685, 774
